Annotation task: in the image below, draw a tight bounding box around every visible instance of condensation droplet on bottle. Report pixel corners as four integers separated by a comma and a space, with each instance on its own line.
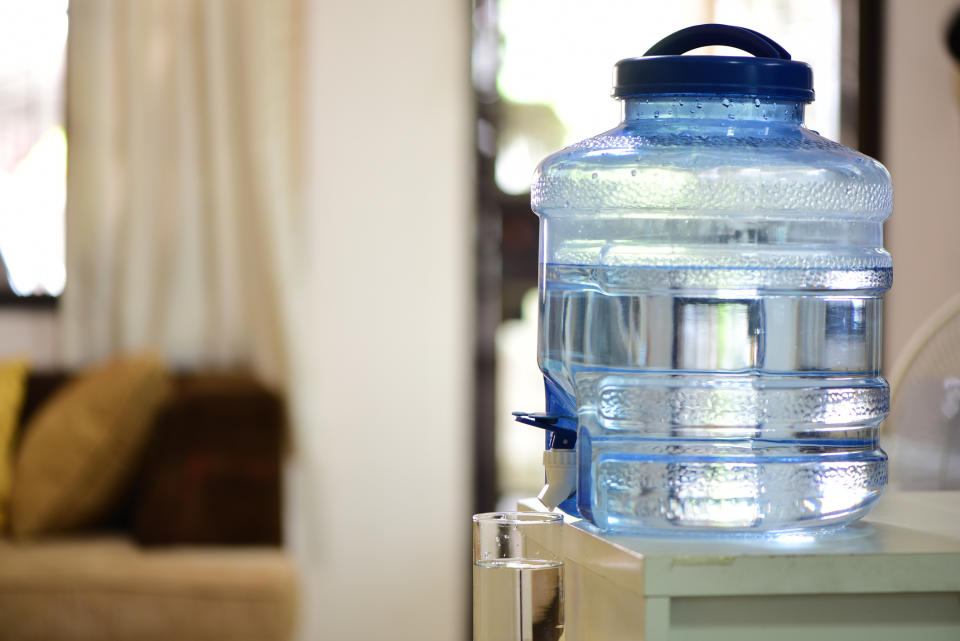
696, 101, 702, 109
728, 114, 735, 119
630, 169, 637, 177
591, 172, 598, 179
653, 110, 659, 118
754, 98, 761, 108
678, 98, 684, 106
721, 98, 731, 108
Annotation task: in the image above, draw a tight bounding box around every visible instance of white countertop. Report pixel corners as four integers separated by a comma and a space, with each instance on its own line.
521, 491, 960, 597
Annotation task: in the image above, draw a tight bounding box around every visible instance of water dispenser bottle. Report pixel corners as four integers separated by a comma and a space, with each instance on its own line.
524, 24, 892, 533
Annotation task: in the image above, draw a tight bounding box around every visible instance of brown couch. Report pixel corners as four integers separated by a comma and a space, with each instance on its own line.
0, 370, 298, 641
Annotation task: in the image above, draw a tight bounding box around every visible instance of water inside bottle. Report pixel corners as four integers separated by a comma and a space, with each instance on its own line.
540, 257, 889, 532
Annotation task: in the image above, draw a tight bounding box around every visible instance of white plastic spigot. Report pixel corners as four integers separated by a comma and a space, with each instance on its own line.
537, 448, 577, 509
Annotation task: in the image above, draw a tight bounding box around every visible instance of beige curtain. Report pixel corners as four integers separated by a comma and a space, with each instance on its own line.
62, 0, 303, 384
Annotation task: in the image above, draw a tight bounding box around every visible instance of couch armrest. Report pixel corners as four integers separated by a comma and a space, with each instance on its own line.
130, 373, 285, 546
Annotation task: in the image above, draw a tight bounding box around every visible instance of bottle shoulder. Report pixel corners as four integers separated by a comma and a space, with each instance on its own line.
533, 122, 892, 219
538, 122, 885, 171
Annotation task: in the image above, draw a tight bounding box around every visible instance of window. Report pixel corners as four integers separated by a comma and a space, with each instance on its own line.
473, 0, 845, 511
0, 0, 68, 301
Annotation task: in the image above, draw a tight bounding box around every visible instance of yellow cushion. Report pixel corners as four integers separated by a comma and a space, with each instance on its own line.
10, 354, 172, 538
0, 359, 29, 534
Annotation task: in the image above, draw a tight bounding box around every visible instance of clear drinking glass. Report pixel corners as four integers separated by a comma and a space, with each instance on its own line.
472, 511, 564, 641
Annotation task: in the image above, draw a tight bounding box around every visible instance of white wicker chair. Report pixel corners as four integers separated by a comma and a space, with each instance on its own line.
885, 293, 960, 489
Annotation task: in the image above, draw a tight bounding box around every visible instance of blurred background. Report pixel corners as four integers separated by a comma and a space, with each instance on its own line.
0, 0, 956, 640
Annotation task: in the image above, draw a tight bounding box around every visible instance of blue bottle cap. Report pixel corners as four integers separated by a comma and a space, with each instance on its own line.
613, 24, 814, 102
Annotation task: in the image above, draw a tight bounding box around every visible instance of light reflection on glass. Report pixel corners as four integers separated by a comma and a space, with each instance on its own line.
772, 531, 817, 545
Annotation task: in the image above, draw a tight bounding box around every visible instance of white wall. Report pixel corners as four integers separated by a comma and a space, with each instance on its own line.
0, 310, 60, 368
884, 0, 960, 370
294, 1, 472, 640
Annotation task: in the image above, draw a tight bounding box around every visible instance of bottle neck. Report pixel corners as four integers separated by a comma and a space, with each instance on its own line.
621, 95, 806, 124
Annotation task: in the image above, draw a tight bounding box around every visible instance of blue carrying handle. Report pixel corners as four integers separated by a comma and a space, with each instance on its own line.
644, 24, 792, 60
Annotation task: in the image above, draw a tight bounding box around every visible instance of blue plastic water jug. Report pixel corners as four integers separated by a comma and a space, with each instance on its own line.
522, 24, 892, 533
